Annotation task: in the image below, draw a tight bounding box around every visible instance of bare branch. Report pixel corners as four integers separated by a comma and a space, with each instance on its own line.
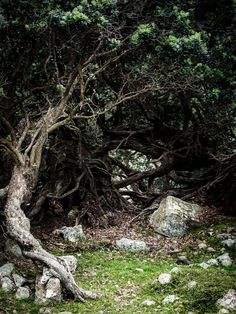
47, 173, 85, 200
17, 112, 30, 149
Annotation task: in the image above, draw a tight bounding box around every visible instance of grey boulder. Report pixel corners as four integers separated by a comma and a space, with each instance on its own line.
149, 196, 202, 236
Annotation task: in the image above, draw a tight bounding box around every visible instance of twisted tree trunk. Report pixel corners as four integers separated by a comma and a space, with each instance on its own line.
4, 165, 96, 301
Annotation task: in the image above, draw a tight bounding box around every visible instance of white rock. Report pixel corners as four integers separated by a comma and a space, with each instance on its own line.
218, 309, 230, 314
158, 273, 172, 284
198, 243, 207, 249
0, 276, 14, 292
13, 273, 27, 287
15, 286, 30, 300
187, 281, 197, 288
162, 294, 177, 304
199, 262, 210, 269
141, 299, 156, 306
207, 247, 216, 252
222, 239, 236, 248
206, 258, 219, 266
216, 234, 228, 241
45, 278, 62, 302
170, 267, 181, 273
116, 238, 147, 252
135, 268, 144, 272
53, 225, 86, 243
0, 263, 15, 278
39, 307, 55, 314
216, 289, 236, 309
149, 196, 202, 236
217, 253, 232, 267
35, 275, 62, 304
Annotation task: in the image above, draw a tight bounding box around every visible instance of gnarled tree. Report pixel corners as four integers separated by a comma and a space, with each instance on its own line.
0, 0, 235, 302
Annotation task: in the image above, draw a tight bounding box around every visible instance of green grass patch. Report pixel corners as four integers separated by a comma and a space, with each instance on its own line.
151, 267, 236, 313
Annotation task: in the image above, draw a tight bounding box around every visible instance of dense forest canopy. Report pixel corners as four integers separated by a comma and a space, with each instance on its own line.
0, 0, 235, 300
1, 0, 235, 216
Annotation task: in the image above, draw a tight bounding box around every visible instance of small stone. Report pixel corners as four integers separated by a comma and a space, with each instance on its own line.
39, 307, 56, 314
206, 258, 218, 266
53, 225, 86, 243
0, 263, 15, 278
199, 262, 210, 269
35, 275, 62, 304
13, 273, 27, 287
218, 309, 230, 314
45, 278, 62, 302
58, 312, 72, 314
116, 238, 148, 252
15, 286, 30, 300
217, 253, 232, 267
222, 239, 236, 248
187, 281, 197, 288
177, 255, 191, 265
0, 276, 14, 292
207, 258, 219, 266
207, 247, 216, 252
141, 299, 156, 306
216, 234, 228, 241
135, 268, 144, 272
162, 294, 177, 304
170, 267, 181, 273
198, 242, 207, 249
216, 289, 236, 310
227, 227, 235, 234
158, 273, 172, 284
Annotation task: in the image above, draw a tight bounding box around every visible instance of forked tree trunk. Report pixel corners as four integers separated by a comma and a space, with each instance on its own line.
4, 165, 96, 301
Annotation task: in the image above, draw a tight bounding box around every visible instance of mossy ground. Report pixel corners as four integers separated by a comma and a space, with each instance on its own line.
0, 217, 235, 314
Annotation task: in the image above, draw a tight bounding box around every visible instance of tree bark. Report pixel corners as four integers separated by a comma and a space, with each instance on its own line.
4, 165, 96, 301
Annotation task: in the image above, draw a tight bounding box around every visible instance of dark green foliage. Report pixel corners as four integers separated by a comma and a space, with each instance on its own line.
0, 0, 235, 217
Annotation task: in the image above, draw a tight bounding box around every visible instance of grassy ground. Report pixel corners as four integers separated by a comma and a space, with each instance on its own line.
0, 217, 235, 314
